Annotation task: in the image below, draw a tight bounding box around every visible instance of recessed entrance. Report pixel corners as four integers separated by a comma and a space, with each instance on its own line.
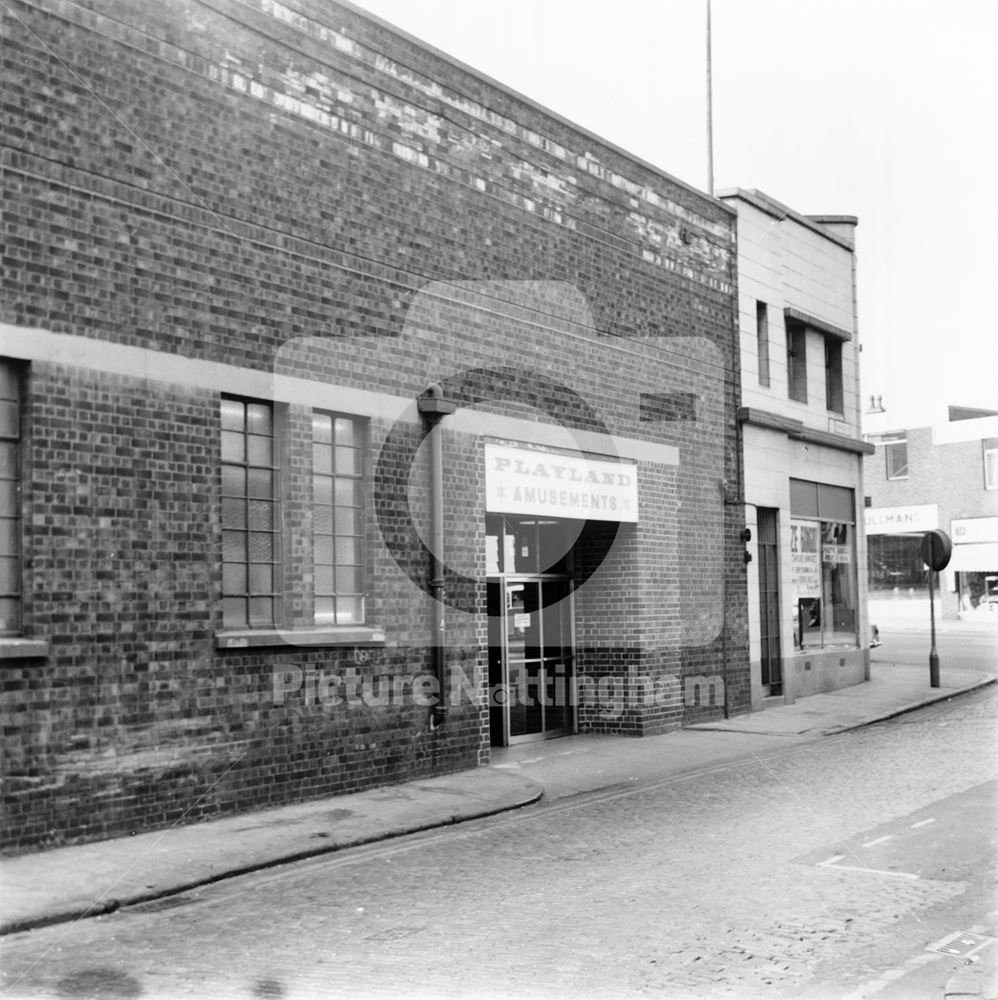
757, 507, 783, 696
486, 515, 576, 745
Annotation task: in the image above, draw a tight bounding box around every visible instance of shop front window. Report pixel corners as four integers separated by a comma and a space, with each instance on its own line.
820, 521, 858, 645
791, 519, 858, 649
867, 534, 927, 592
789, 479, 859, 650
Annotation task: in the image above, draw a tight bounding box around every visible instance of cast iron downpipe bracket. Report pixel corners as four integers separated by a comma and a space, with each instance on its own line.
418, 386, 457, 730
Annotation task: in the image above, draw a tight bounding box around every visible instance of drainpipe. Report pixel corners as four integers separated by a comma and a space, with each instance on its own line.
417, 385, 456, 729
719, 478, 730, 719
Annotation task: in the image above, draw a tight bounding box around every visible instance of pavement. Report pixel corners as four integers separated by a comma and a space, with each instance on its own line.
869, 596, 998, 632
1, 653, 995, 996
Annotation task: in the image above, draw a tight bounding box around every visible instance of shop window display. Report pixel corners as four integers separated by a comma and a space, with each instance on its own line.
789, 479, 859, 650
791, 520, 858, 648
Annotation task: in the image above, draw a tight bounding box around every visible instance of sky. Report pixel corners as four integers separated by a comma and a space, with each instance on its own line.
351, 0, 997, 426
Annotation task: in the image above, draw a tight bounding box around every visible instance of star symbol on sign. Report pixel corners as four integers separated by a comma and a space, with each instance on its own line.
495, 484, 506, 500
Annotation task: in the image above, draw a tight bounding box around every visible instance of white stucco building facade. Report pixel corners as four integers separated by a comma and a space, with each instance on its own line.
720, 189, 875, 708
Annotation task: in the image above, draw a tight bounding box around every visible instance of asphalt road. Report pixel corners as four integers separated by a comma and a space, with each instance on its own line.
872, 626, 998, 677
1, 687, 995, 1000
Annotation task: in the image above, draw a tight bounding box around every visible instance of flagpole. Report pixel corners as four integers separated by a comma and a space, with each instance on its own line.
706, 0, 715, 196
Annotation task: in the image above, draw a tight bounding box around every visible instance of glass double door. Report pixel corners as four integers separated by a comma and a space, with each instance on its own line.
488, 577, 575, 745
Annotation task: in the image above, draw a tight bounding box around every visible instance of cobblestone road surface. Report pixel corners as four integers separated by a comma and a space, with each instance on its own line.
2, 687, 996, 1000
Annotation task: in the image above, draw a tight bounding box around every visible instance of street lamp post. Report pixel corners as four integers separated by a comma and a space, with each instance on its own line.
927, 565, 939, 688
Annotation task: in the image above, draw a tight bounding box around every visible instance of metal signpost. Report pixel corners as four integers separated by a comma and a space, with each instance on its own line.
920, 529, 953, 688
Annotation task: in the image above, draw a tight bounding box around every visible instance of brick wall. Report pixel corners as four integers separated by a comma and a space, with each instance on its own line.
868, 428, 992, 520
866, 423, 998, 617
1, 0, 746, 850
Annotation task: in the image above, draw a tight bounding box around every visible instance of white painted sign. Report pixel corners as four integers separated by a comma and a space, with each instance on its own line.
822, 545, 851, 565
790, 522, 821, 597
864, 504, 938, 535
485, 443, 639, 522
951, 516, 998, 545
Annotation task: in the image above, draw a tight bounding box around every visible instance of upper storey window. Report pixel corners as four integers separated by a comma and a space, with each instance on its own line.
825, 339, 843, 413
883, 433, 909, 480
786, 319, 807, 403
756, 300, 771, 387
984, 437, 998, 490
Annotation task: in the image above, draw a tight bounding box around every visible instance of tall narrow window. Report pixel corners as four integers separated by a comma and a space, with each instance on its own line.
221, 398, 280, 628
883, 433, 908, 480
824, 338, 843, 413
313, 413, 365, 625
756, 300, 771, 387
984, 437, 998, 490
0, 362, 20, 635
786, 320, 807, 403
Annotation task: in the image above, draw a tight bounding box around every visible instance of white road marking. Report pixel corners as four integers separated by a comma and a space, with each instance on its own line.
818, 854, 919, 879
862, 834, 894, 848
910, 817, 936, 828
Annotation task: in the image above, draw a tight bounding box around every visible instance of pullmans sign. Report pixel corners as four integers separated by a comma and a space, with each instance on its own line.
485, 443, 639, 522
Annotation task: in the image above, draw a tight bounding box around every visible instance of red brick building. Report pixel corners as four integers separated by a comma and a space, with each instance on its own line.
1, 0, 747, 850
864, 403, 998, 620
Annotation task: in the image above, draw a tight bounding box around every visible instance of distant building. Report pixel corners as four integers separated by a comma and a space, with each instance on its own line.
719, 190, 875, 708
864, 404, 998, 619
1, 0, 749, 850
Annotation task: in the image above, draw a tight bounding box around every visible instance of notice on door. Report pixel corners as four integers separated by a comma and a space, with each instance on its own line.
485, 443, 639, 522
790, 521, 821, 598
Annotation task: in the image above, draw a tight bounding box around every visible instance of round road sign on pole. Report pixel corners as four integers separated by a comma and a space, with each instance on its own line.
920, 529, 951, 688
920, 529, 952, 571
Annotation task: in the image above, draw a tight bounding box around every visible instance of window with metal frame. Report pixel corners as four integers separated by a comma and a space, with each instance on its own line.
0, 361, 20, 635
312, 412, 366, 625
883, 434, 908, 480
220, 397, 281, 628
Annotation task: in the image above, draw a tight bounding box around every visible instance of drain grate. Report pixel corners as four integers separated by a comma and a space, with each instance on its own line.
927, 931, 995, 958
